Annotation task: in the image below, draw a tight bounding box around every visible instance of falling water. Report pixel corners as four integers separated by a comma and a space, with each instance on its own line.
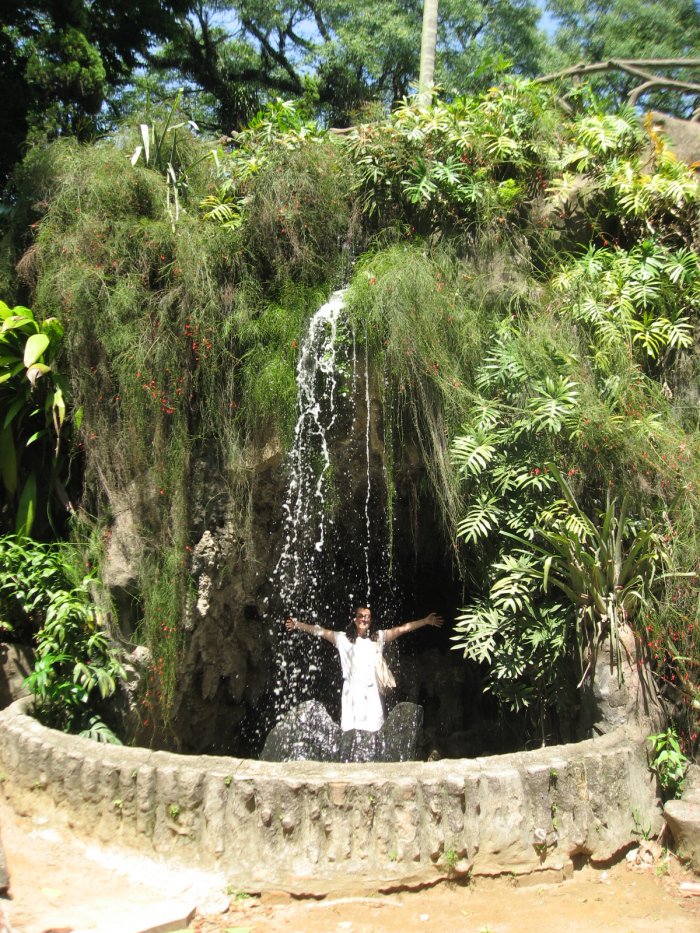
363, 338, 372, 602
271, 290, 346, 712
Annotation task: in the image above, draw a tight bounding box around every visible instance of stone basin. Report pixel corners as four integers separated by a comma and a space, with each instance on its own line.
0, 697, 662, 895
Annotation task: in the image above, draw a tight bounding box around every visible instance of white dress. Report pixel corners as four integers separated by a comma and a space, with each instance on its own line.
334, 630, 387, 732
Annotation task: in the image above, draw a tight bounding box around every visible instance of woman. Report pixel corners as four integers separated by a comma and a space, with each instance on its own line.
285, 607, 443, 732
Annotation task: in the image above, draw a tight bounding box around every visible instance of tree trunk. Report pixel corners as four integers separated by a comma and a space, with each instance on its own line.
418, 0, 439, 107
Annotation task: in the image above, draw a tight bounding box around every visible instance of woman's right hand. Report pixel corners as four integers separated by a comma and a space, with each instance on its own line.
285, 617, 297, 632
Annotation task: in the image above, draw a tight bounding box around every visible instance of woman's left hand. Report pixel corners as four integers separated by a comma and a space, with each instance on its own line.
423, 612, 444, 628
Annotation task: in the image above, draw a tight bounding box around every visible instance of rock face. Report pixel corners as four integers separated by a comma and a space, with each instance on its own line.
106, 346, 468, 757
0, 827, 7, 896
261, 701, 423, 763
649, 112, 700, 165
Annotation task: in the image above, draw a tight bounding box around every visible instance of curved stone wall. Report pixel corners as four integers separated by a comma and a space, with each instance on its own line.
0, 698, 661, 894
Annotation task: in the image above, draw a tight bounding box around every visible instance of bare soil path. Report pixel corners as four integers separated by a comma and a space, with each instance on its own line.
2, 795, 699, 933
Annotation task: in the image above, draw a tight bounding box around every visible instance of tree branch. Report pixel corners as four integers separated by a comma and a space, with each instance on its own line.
537, 58, 700, 86
629, 78, 700, 107
242, 18, 303, 91
306, 0, 330, 42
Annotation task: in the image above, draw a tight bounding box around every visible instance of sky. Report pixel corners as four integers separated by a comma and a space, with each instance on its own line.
208, 3, 561, 42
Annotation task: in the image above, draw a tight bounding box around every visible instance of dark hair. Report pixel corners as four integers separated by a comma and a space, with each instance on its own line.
346, 609, 379, 643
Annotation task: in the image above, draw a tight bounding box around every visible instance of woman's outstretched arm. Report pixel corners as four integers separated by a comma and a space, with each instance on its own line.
385, 612, 443, 643
285, 617, 336, 644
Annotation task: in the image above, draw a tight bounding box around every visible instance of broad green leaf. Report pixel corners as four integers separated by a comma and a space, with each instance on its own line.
24, 333, 50, 368
3, 398, 25, 430
16, 472, 37, 537
2, 316, 36, 333
0, 425, 17, 495
140, 123, 150, 163
74, 406, 83, 431
0, 301, 12, 320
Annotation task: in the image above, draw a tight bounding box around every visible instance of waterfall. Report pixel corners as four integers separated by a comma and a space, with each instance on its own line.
364, 337, 372, 603
271, 290, 346, 711
259, 288, 396, 737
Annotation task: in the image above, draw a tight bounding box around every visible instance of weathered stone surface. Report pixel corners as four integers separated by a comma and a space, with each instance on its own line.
664, 799, 700, 871
0, 645, 33, 709
260, 701, 341, 762
0, 697, 662, 893
682, 764, 700, 805
577, 630, 664, 740
649, 112, 700, 165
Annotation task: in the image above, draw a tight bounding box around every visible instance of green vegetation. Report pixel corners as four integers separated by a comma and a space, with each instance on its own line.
3, 45, 700, 755
648, 726, 690, 799
0, 299, 81, 538
342, 86, 700, 747
0, 535, 123, 741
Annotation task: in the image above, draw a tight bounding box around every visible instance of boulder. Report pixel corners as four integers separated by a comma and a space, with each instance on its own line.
260, 700, 341, 762
649, 112, 700, 165
578, 629, 663, 740
664, 798, 700, 871
683, 763, 700, 806
339, 728, 380, 763
377, 701, 424, 762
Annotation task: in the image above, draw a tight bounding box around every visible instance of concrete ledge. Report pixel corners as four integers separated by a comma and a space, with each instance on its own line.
0, 698, 662, 893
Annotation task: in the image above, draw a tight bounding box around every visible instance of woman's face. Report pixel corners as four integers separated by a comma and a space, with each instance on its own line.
355, 609, 371, 638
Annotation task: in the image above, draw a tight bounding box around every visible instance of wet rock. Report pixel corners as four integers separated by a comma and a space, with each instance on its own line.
261, 701, 424, 762
339, 728, 380, 763
378, 702, 424, 762
260, 700, 341, 762
664, 798, 700, 872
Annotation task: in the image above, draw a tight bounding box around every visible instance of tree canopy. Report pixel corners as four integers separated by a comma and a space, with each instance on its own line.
545, 0, 700, 110
1, 0, 190, 182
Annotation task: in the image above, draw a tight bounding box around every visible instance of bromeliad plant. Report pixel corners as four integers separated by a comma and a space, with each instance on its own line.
532, 465, 669, 686
130, 88, 215, 225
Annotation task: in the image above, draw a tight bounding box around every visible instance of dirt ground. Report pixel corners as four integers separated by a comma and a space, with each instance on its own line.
3, 795, 700, 933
